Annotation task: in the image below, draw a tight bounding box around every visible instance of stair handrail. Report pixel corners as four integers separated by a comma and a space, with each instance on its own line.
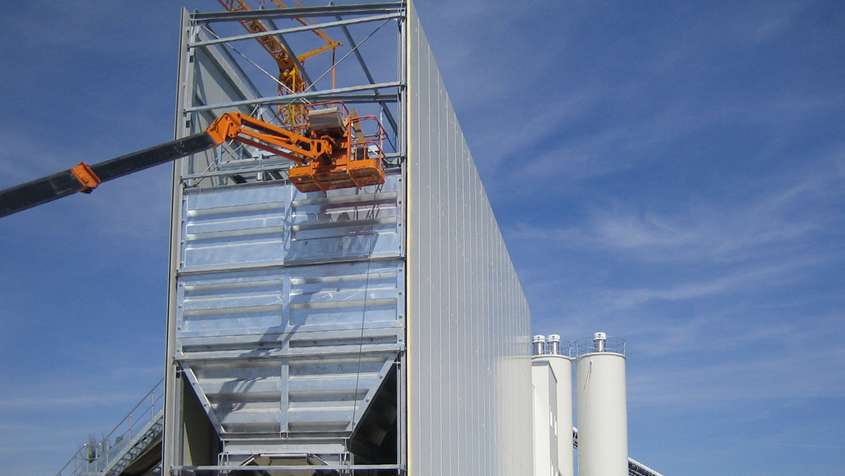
100, 378, 165, 470
56, 378, 165, 476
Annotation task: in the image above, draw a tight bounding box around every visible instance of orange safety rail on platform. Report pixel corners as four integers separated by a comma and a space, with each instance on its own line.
289, 114, 386, 192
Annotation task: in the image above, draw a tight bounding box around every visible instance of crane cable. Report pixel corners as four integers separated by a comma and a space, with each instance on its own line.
346, 182, 385, 466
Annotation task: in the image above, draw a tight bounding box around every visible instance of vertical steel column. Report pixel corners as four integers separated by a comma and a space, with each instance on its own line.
163, 8, 194, 473
401, 1, 412, 474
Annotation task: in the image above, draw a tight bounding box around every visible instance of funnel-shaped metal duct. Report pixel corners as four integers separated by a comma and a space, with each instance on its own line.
174, 176, 404, 456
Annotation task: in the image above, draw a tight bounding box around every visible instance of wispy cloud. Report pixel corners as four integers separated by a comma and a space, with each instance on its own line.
509, 152, 845, 263
629, 348, 845, 406
0, 393, 138, 410
746, 1, 809, 44
629, 315, 845, 406
606, 257, 818, 309
0, 130, 80, 186
528, 251, 827, 342
516, 107, 698, 182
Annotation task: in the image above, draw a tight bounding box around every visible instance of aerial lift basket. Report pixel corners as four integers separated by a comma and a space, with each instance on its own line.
289, 110, 387, 192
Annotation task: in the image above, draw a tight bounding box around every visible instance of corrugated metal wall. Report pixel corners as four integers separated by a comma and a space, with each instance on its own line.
406, 4, 534, 476
166, 14, 407, 466
174, 180, 405, 450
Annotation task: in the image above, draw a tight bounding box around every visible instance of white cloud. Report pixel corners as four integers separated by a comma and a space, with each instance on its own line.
508, 152, 845, 264
528, 252, 825, 342
629, 335, 845, 406
0, 129, 80, 186
0, 393, 138, 410
609, 258, 815, 309
748, 1, 808, 43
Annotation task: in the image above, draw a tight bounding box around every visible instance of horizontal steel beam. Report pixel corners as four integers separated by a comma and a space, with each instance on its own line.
191, 2, 404, 22
179, 326, 402, 347
176, 343, 403, 361
185, 82, 402, 113
190, 13, 402, 48
180, 152, 403, 181
177, 253, 403, 276
334, 11, 398, 135
188, 94, 398, 113
178, 464, 401, 472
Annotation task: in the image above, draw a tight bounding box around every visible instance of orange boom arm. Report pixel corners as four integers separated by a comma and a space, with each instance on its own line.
0, 111, 385, 218
207, 112, 334, 164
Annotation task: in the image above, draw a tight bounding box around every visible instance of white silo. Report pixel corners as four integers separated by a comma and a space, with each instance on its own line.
531, 356, 559, 476
531, 333, 574, 476
576, 332, 628, 476
544, 334, 574, 476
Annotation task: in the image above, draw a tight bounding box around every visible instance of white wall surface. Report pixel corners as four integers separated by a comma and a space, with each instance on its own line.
406, 2, 534, 475
532, 360, 559, 476
538, 355, 574, 476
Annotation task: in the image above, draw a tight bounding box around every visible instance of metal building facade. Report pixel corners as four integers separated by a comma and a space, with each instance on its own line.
162, 3, 533, 474
406, 3, 534, 475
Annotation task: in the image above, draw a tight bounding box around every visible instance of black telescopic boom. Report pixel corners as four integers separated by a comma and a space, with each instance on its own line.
0, 132, 216, 218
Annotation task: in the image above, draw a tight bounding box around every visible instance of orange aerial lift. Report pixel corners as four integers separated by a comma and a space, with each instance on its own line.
0, 109, 386, 218
0, 1, 389, 219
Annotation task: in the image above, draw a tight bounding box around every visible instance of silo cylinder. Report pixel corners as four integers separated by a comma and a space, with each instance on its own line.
576, 332, 628, 476
544, 334, 573, 476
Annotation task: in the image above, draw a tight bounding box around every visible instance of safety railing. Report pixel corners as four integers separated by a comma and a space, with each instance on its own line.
574, 337, 627, 356
56, 378, 164, 476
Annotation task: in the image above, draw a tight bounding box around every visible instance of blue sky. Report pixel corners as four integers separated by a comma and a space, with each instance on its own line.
0, 1, 842, 475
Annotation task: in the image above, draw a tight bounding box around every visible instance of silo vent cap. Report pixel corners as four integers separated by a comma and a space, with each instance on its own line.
574, 331, 626, 356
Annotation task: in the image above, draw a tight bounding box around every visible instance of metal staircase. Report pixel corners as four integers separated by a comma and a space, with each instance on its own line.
57, 380, 164, 476
98, 410, 163, 476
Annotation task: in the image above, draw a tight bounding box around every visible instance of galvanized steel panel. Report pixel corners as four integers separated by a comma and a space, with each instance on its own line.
407, 4, 533, 476
173, 103, 404, 447
180, 176, 404, 271
175, 259, 405, 439
177, 261, 405, 336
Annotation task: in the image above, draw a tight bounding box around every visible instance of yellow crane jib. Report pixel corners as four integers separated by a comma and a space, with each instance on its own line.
217, 0, 342, 129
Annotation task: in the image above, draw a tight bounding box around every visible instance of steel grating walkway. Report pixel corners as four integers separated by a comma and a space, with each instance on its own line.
57, 380, 164, 476
628, 457, 665, 476
98, 411, 163, 476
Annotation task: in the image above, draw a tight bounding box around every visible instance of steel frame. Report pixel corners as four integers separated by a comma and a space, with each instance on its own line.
189, 13, 403, 48
176, 463, 401, 472
164, 3, 408, 475
184, 82, 402, 113
191, 2, 404, 22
